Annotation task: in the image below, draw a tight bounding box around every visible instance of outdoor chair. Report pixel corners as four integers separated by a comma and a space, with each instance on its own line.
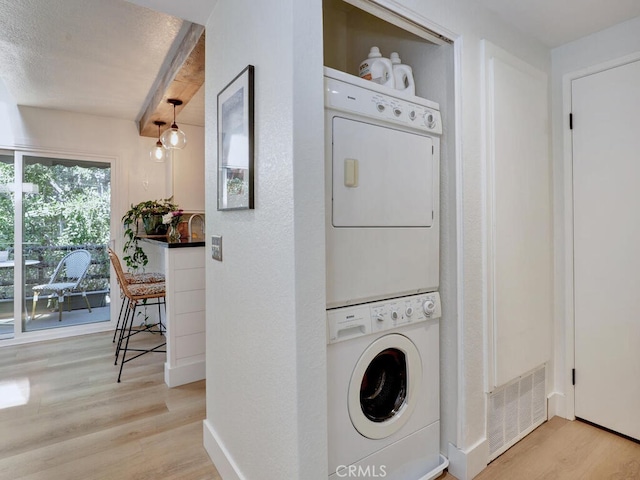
31, 249, 93, 322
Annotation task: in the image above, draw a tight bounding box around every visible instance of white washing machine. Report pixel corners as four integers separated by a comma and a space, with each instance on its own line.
324, 67, 441, 309
327, 292, 444, 480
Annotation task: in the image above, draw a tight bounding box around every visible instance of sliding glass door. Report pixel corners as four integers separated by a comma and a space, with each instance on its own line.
0, 153, 15, 338
0, 151, 112, 341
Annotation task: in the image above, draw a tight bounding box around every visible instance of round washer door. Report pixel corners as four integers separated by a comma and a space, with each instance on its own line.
348, 333, 422, 440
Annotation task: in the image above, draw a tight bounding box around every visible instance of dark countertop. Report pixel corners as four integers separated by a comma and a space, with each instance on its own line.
138, 235, 205, 249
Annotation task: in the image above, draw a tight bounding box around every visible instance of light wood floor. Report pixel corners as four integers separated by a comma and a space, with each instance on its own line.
439, 416, 640, 480
0, 331, 221, 480
2, 333, 640, 480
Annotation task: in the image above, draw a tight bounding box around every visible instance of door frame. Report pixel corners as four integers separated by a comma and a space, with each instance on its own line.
561, 51, 640, 421
1, 147, 119, 346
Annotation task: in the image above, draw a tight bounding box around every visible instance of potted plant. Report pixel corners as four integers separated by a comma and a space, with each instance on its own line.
121, 197, 178, 270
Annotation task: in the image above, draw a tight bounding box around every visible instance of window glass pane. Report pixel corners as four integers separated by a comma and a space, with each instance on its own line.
23, 156, 111, 332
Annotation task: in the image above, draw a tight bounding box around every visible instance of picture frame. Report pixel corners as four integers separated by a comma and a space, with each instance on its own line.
217, 65, 255, 210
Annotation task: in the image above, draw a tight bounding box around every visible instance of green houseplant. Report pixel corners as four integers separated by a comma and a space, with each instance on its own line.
121, 197, 178, 270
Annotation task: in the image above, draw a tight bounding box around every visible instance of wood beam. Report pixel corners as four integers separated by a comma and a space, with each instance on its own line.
138, 22, 205, 138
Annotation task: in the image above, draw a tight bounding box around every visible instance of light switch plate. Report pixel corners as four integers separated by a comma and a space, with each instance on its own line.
211, 235, 222, 261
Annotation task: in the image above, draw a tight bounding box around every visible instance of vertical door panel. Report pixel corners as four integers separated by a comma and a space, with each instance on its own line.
573, 59, 640, 440
485, 42, 552, 389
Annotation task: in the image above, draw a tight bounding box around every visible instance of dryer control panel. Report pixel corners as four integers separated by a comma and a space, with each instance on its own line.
327, 292, 441, 344
325, 72, 442, 135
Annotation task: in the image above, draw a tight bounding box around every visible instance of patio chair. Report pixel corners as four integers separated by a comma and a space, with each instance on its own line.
31, 249, 93, 322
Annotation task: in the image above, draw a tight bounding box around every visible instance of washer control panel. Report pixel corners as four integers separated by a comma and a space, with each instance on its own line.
327, 292, 441, 344
325, 75, 442, 135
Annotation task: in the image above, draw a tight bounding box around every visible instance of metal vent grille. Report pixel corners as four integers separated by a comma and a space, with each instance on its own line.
488, 365, 546, 460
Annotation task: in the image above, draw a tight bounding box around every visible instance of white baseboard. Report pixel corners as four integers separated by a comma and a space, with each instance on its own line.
547, 391, 567, 419
164, 360, 205, 387
447, 439, 489, 480
203, 419, 244, 480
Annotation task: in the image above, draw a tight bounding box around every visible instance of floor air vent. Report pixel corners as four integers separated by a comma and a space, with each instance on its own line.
488, 365, 546, 460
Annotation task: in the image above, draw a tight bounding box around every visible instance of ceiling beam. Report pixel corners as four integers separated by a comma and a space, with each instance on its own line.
138, 22, 205, 138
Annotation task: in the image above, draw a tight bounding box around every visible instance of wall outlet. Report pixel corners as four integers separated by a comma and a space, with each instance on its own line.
211, 235, 222, 261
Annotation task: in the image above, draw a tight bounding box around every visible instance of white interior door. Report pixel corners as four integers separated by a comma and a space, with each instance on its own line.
573, 59, 640, 440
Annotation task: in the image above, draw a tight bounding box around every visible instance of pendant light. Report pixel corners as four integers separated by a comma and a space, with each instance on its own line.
150, 121, 169, 162
160, 98, 187, 149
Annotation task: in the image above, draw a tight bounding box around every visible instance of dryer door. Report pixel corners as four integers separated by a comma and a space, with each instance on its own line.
332, 116, 435, 228
348, 333, 422, 439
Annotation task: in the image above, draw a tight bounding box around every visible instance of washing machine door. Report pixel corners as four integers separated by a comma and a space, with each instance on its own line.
348, 333, 422, 440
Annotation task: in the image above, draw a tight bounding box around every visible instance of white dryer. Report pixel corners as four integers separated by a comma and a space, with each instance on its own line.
324, 67, 441, 308
327, 292, 443, 480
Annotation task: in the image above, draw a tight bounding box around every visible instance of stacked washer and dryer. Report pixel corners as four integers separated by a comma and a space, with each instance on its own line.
324, 66, 447, 480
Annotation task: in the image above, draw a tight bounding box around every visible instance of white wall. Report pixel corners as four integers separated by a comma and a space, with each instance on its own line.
203, 1, 326, 479
550, 15, 640, 419
170, 123, 205, 212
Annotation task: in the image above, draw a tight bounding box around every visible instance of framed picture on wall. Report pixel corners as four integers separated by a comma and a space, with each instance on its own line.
217, 64, 255, 210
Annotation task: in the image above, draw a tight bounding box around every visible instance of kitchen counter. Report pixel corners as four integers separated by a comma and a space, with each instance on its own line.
138, 235, 205, 248
141, 238, 206, 387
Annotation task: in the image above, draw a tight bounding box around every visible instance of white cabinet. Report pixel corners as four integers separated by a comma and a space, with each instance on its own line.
144, 241, 206, 387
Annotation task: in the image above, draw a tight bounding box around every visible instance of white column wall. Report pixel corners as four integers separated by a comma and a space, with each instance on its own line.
203, 1, 326, 479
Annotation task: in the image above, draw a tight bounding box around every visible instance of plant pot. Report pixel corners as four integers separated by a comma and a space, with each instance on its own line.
142, 215, 168, 235
167, 224, 181, 242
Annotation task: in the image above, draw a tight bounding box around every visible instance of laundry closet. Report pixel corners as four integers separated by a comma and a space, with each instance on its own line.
322, 1, 458, 478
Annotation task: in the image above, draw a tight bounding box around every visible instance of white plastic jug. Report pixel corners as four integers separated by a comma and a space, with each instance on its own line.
390, 52, 415, 96
359, 47, 394, 88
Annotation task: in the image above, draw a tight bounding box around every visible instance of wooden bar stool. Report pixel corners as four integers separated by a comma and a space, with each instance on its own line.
107, 248, 166, 382
108, 247, 164, 343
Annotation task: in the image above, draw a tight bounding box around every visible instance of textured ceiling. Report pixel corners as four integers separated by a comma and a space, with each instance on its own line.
475, 0, 640, 47
0, 0, 192, 122
124, 0, 215, 26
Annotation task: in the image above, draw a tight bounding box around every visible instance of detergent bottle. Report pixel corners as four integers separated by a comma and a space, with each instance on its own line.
390, 51, 416, 96
358, 47, 394, 88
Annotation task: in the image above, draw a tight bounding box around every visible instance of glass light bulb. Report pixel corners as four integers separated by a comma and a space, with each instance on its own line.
169, 130, 179, 146
160, 124, 187, 149
150, 140, 167, 162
